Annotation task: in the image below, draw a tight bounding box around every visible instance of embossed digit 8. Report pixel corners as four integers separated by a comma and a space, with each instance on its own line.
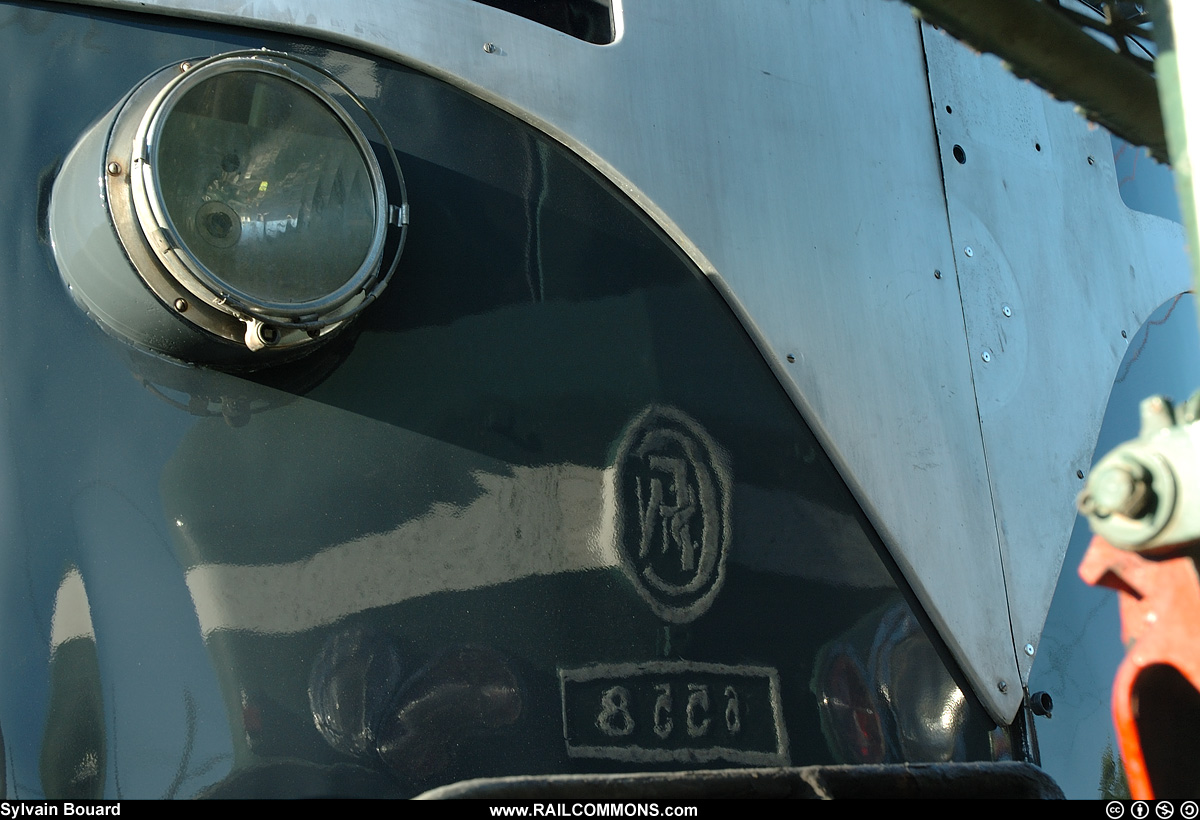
597, 686, 635, 736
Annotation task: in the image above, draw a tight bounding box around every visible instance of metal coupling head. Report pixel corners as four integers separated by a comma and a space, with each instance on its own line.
1077, 450, 1177, 550
1079, 458, 1152, 520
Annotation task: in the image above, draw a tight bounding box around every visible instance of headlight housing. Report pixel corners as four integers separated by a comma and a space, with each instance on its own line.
51, 51, 407, 365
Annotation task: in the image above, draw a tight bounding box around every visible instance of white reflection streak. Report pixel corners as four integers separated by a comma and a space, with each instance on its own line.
244, 214, 298, 240
50, 566, 96, 652
185, 464, 619, 637
183, 461, 894, 637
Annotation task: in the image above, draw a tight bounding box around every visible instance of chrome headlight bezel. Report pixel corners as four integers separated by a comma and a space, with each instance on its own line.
52, 50, 407, 362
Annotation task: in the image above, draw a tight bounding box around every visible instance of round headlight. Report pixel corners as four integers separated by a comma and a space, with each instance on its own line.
51, 51, 407, 365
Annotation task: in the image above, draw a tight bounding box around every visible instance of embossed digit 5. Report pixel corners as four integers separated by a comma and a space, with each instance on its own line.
686, 683, 711, 737
653, 683, 673, 739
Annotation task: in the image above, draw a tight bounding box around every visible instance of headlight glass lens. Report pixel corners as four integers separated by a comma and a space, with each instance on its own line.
155, 70, 378, 306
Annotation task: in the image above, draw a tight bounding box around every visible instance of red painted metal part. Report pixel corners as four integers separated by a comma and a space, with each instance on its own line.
1079, 535, 1200, 799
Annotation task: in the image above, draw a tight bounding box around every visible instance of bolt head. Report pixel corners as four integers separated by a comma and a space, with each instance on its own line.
106, 161, 121, 176
173, 298, 188, 312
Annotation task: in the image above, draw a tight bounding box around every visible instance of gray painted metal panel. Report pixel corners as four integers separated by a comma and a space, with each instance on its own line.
46, 0, 1182, 723
922, 25, 1191, 684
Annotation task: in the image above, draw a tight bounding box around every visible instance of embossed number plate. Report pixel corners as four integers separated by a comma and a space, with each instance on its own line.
559, 661, 789, 765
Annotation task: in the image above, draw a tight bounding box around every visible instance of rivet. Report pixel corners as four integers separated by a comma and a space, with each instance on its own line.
786, 354, 795, 363
1002, 304, 1012, 317
483, 42, 497, 53
180, 61, 192, 72
1122, 330, 1128, 339
934, 269, 942, 279
1077, 469, 1085, 479
106, 161, 122, 176
964, 246, 974, 257
173, 298, 188, 312
998, 680, 1008, 693
981, 350, 991, 363
1024, 643, 1035, 657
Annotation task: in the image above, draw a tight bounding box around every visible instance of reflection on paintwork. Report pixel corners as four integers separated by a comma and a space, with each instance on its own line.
886, 625, 967, 762
0, 5, 997, 797
121, 329, 346, 427
309, 627, 408, 758
1112, 135, 1182, 225
41, 569, 104, 800
68, 483, 234, 798
50, 569, 95, 652
1033, 293, 1200, 798
375, 646, 522, 781
309, 631, 521, 783
812, 601, 968, 765
181, 458, 619, 637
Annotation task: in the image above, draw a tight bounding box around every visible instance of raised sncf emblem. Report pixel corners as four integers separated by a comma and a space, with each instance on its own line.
613, 406, 731, 623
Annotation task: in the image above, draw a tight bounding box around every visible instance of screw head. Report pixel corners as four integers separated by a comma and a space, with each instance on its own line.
258, 325, 280, 345
1122, 330, 1128, 339
1002, 304, 1012, 317
934, 269, 942, 279
483, 42, 497, 53
106, 161, 122, 176
964, 246, 974, 257
173, 298, 188, 312
1024, 643, 1035, 657
998, 680, 1009, 694
981, 350, 991, 363
180, 61, 192, 72
786, 354, 795, 363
